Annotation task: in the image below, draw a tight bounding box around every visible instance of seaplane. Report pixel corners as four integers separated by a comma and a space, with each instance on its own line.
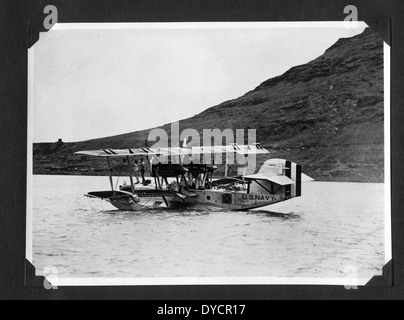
75, 141, 311, 211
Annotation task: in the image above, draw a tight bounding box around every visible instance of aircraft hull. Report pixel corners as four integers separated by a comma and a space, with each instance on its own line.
169, 189, 287, 211
105, 189, 287, 211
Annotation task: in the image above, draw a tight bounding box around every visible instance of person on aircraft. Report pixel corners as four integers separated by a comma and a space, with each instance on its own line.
140, 158, 146, 184
133, 159, 141, 184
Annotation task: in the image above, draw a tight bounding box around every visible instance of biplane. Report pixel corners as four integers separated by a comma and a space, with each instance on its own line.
75, 142, 311, 211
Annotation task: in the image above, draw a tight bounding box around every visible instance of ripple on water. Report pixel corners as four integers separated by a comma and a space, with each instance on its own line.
32, 176, 387, 280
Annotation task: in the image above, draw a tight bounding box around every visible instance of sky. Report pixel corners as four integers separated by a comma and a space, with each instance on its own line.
30, 22, 367, 143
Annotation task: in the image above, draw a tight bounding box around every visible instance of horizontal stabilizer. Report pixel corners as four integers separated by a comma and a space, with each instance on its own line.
302, 173, 315, 182
243, 173, 295, 186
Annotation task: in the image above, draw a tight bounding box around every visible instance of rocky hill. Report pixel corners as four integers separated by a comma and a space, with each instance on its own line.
33, 27, 384, 182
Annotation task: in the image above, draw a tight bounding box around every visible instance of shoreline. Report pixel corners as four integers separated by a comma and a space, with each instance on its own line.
31, 172, 384, 184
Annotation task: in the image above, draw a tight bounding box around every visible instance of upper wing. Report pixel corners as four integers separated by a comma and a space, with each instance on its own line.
75, 144, 270, 158
75, 148, 159, 157
188, 144, 269, 155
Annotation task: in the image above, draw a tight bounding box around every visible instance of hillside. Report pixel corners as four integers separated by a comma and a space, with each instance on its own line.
33, 27, 385, 182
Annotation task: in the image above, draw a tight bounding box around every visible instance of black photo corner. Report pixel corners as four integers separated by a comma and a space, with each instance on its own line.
1, 0, 403, 301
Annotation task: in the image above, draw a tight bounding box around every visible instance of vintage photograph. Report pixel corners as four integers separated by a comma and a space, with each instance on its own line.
27, 22, 390, 286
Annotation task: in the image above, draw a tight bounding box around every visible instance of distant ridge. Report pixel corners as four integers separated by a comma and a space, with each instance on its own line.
33, 28, 384, 182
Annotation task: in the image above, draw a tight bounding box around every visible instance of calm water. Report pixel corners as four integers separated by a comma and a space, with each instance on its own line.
31, 175, 387, 281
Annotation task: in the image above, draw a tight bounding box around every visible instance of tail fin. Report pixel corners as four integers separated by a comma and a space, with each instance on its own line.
287, 160, 302, 198
258, 159, 302, 198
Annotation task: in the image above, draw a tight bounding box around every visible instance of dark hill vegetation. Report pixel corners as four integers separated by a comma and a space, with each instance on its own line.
33, 28, 384, 182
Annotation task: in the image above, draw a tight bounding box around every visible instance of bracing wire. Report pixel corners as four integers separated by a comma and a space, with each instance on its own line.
114, 160, 124, 191
87, 196, 94, 210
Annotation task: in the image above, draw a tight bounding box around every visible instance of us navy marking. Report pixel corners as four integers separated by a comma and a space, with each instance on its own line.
242, 195, 277, 201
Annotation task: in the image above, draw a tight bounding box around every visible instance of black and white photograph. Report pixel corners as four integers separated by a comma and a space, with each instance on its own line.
26, 20, 391, 287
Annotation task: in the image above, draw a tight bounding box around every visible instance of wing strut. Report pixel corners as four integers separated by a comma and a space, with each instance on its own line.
106, 158, 114, 191
127, 156, 135, 194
